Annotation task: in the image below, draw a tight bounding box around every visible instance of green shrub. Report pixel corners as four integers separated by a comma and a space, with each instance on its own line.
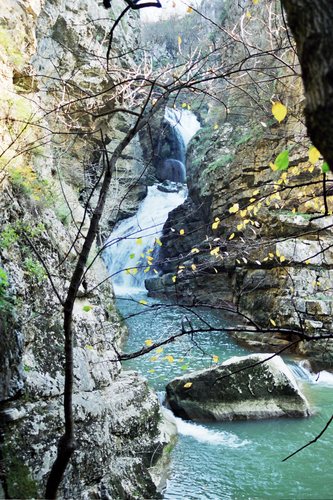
0, 225, 19, 249
23, 257, 47, 284
8, 165, 53, 204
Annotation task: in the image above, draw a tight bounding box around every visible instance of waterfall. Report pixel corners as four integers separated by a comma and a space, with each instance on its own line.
104, 107, 200, 295
103, 186, 186, 294
164, 107, 200, 147
289, 360, 333, 386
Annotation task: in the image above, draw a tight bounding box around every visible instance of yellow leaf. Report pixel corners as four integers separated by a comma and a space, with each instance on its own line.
276, 249, 281, 257
156, 347, 164, 354
212, 216, 220, 230
184, 382, 193, 388
153, 269, 158, 274
139, 299, 148, 305
213, 123, 219, 130
180, 229, 185, 235
272, 101, 287, 123
253, 189, 260, 196
191, 248, 200, 254
172, 275, 177, 283
144, 267, 150, 273
270, 319, 276, 327
250, 197, 256, 203
148, 369, 155, 373
246, 10, 251, 18
212, 355, 219, 363
191, 264, 197, 271
182, 103, 187, 108
210, 247, 220, 256
187, 6, 193, 13
155, 238, 162, 246
308, 146, 320, 164
229, 203, 239, 214
253, 0, 259, 4
240, 209, 247, 218
178, 357, 184, 362
150, 356, 158, 362
132, 268, 138, 275
229, 233, 235, 240
305, 259, 310, 265
145, 339, 153, 346
178, 35, 182, 47
280, 256, 286, 263
269, 253, 274, 258
165, 355, 174, 363
237, 223, 244, 231
136, 237, 143, 245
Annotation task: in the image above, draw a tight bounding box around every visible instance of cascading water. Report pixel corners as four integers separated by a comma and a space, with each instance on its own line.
102, 106, 333, 500
104, 107, 200, 295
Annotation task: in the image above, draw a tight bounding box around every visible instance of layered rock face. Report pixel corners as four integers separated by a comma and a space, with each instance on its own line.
166, 354, 310, 421
146, 2, 333, 369
0, 1, 173, 498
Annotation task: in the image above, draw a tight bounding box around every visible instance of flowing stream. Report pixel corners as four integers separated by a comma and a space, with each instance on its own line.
104, 108, 333, 499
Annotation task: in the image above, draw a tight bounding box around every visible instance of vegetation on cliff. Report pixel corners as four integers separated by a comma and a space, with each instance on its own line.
1, 0, 333, 498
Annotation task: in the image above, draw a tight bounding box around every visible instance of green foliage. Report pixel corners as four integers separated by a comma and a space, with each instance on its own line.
8, 165, 53, 204
0, 266, 9, 296
5, 455, 38, 498
0, 222, 45, 251
322, 162, 330, 173
54, 201, 71, 226
23, 257, 47, 284
0, 225, 19, 249
82, 305, 92, 312
274, 150, 289, 170
205, 154, 235, 173
0, 266, 14, 316
235, 132, 253, 147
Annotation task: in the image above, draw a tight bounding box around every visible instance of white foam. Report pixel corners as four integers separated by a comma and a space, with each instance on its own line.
291, 362, 333, 387
174, 416, 249, 447
314, 370, 333, 386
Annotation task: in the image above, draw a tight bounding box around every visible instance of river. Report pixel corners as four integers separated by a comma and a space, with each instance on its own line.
104, 108, 333, 500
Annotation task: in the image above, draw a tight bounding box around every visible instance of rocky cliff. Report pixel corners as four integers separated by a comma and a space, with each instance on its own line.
146, 2, 333, 370
0, 1, 174, 498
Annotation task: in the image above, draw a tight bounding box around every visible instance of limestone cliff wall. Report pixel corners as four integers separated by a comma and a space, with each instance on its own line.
0, 1, 173, 498
146, 1, 333, 369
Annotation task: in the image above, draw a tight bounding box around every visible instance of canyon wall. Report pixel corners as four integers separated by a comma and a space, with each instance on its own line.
146, 1, 333, 369
0, 1, 172, 497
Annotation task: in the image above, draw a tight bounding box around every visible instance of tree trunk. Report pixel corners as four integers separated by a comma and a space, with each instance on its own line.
281, 0, 333, 169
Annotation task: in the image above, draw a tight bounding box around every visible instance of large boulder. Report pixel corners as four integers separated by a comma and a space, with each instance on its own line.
166, 354, 310, 421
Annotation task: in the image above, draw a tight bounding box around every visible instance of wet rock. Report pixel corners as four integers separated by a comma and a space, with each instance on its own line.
157, 181, 183, 193
166, 354, 310, 421
159, 159, 186, 183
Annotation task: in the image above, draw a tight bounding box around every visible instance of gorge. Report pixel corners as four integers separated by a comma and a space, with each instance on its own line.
0, 0, 333, 499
